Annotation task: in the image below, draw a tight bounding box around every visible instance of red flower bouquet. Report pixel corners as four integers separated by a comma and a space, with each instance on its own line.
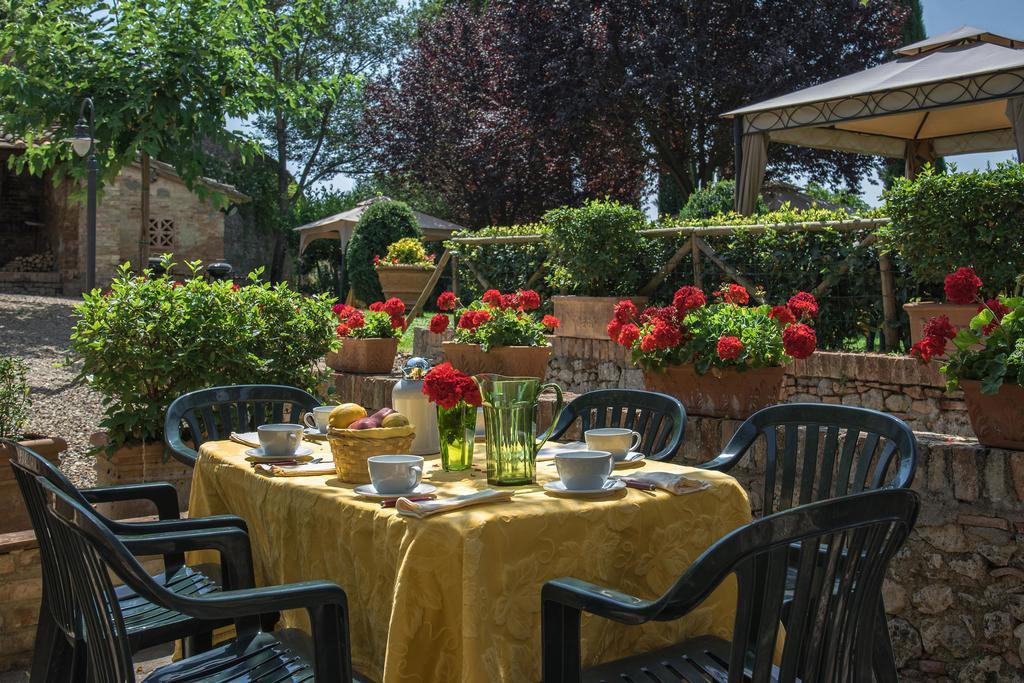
429, 289, 556, 351
334, 298, 406, 339
422, 362, 482, 409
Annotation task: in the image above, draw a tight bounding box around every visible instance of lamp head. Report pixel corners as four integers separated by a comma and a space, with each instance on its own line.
64, 118, 93, 157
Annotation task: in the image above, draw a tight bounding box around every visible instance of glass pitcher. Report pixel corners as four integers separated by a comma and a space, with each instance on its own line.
475, 374, 564, 486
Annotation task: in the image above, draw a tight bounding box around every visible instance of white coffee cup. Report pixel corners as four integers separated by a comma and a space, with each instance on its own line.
368, 455, 423, 495
585, 428, 642, 461
257, 423, 303, 457
555, 451, 613, 491
303, 406, 334, 433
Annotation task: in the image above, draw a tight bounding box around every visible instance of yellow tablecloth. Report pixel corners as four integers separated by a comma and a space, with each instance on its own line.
188, 440, 752, 682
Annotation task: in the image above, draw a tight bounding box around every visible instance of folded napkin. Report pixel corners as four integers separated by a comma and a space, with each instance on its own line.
622, 471, 710, 495
230, 432, 261, 448
395, 489, 514, 518
254, 461, 336, 477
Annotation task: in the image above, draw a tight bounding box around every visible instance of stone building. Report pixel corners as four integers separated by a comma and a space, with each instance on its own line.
0, 137, 248, 295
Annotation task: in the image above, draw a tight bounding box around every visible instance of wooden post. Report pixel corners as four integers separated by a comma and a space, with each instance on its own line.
692, 236, 703, 289
139, 152, 151, 272
408, 250, 451, 322
879, 251, 899, 351
451, 253, 460, 300
695, 238, 763, 303
464, 258, 493, 290
639, 236, 692, 296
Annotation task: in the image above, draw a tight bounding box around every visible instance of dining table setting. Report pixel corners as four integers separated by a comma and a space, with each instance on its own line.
188, 417, 752, 682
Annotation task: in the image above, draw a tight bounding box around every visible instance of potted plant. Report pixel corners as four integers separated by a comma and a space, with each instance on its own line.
0, 356, 67, 533
610, 284, 818, 419
374, 237, 437, 308
69, 259, 337, 517
329, 298, 406, 374
909, 266, 1024, 449
543, 200, 652, 339
429, 289, 559, 379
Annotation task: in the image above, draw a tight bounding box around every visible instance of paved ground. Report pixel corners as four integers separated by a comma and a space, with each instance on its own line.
0, 643, 173, 681
0, 293, 103, 487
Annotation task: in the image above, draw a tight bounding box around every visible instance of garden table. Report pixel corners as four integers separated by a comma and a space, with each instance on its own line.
188, 440, 752, 682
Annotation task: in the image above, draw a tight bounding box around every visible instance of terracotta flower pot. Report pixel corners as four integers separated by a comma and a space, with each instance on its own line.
376, 264, 435, 309
442, 341, 551, 379
552, 295, 648, 340
643, 364, 785, 419
327, 337, 400, 375
960, 380, 1024, 450
904, 301, 978, 347
90, 432, 192, 520
0, 435, 66, 534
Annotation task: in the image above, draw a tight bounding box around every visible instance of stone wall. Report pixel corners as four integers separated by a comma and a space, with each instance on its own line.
413, 330, 972, 437
0, 271, 62, 296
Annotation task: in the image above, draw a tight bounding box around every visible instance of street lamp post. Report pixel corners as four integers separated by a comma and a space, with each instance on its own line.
64, 98, 98, 292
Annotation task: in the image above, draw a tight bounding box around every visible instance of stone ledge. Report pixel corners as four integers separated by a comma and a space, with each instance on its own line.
0, 270, 60, 283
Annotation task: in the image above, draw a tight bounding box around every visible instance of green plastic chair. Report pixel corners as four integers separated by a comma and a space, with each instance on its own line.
39, 475, 365, 682
541, 488, 919, 682
164, 384, 320, 467
549, 389, 686, 461
6, 439, 259, 682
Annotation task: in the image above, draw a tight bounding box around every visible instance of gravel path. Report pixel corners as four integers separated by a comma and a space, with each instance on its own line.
0, 293, 101, 486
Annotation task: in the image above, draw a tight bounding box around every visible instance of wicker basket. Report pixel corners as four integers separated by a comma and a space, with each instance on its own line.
327, 425, 416, 484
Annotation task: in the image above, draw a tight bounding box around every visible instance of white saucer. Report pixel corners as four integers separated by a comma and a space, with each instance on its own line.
244, 445, 314, 460
354, 483, 438, 500
543, 479, 627, 496
613, 452, 646, 468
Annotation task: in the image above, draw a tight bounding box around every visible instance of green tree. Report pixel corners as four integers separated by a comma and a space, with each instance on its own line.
249, 0, 416, 282
0, 0, 266, 271
346, 200, 421, 302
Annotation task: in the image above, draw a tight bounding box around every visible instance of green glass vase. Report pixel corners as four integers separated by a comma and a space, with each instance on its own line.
437, 402, 476, 472
475, 374, 564, 486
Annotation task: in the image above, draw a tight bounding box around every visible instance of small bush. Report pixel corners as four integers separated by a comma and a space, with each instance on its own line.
678, 180, 738, 220
70, 260, 339, 455
379, 237, 433, 267
346, 201, 422, 302
543, 199, 653, 296
0, 357, 31, 439
882, 162, 1024, 293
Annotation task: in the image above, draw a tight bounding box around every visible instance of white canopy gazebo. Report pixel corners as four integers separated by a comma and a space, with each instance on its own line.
294, 196, 466, 255
723, 27, 1024, 214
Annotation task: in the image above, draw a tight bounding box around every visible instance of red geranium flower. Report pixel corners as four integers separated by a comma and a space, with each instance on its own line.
335, 323, 351, 337
923, 315, 956, 340
517, 289, 541, 311
672, 286, 706, 315
390, 314, 406, 330
541, 315, 560, 330
369, 301, 385, 312
910, 335, 947, 363
716, 335, 744, 361
231, 283, 241, 292
650, 318, 682, 349
639, 334, 657, 353
422, 362, 463, 409
944, 267, 982, 305
437, 291, 457, 311
782, 323, 816, 359
618, 323, 641, 347
383, 297, 406, 316
347, 310, 365, 328
373, 255, 381, 265
722, 284, 749, 305
482, 289, 503, 307
769, 305, 796, 326
607, 319, 623, 343
456, 375, 482, 407
499, 293, 518, 309
614, 299, 638, 323
332, 302, 354, 318
787, 292, 819, 320
429, 313, 449, 334
979, 298, 1010, 335
640, 306, 678, 325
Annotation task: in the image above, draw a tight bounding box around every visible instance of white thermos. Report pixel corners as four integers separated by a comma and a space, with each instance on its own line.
391, 358, 439, 455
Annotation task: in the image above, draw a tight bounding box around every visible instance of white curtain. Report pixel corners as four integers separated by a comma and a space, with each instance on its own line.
904, 139, 936, 180
1008, 96, 1024, 162
734, 133, 769, 215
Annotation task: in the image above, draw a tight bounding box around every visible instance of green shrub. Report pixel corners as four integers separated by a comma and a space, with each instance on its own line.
346, 200, 422, 302
882, 163, 1024, 293
678, 180, 739, 220
543, 199, 653, 296
0, 357, 31, 439
70, 260, 339, 455
380, 237, 433, 266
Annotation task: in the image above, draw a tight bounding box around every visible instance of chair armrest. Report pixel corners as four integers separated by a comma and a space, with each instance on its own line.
82, 482, 181, 520
110, 514, 248, 536
542, 578, 655, 626
120, 526, 255, 590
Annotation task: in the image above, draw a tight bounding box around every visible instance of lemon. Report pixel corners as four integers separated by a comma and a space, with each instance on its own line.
329, 403, 367, 429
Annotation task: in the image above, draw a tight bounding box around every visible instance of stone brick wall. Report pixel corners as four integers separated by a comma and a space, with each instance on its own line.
413, 330, 971, 437
0, 271, 62, 295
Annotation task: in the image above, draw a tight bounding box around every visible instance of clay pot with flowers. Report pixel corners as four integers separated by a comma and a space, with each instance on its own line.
609, 284, 819, 419
374, 237, 437, 308
422, 362, 483, 471
909, 267, 1024, 449
328, 297, 408, 374
428, 289, 559, 379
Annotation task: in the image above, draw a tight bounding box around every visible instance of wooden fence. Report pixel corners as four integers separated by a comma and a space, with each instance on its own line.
408, 217, 899, 348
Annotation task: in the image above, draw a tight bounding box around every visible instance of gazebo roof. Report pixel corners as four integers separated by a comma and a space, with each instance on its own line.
723, 27, 1024, 159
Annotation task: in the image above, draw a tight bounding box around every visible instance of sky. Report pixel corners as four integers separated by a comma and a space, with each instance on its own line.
859, 0, 1024, 204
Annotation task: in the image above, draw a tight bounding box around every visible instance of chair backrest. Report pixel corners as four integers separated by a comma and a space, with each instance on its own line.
660, 489, 919, 682
164, 384, 320, 466
551, 389, 686, 461
720, 403, 917, 516
5, 439, 97, 640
